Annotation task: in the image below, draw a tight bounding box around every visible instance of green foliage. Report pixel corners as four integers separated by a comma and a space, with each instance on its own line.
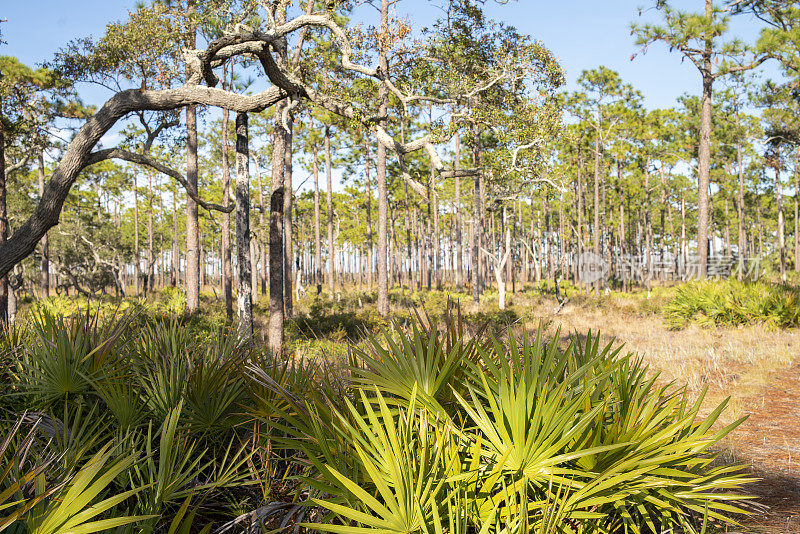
268, 312, 753, 533
1, 308, 259, 532
664, 279, 800, 329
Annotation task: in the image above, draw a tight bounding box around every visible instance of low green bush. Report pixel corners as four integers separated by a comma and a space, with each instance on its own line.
664, 279, 800, 329
1, 303, 755, 532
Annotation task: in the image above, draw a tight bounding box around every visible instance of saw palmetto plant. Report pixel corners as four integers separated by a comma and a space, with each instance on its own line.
269, 308, 753, 534
1, 304, 754, 533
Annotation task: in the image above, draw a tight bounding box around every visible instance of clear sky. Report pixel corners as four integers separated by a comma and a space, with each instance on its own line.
1, 0, 780, 111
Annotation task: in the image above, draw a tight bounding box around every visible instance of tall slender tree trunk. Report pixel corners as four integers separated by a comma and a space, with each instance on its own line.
221, 105, 234, 318
593, 114, 602, 295
184, 0, 200, 311
325, 126, 335, 295
254, 156, 267, 295
376, 0, 390, 316
283, 104, 294, 316
147, 173, 155, 295
471, 126, 482, 304
172, 187, 179, 286
268, 98, 287, 356
38, 152, 49, 298
364, 137, 374, 291
185, 102, 200, 309
455, 135, 464, 290
313, 143, 322, 287
235, 112, 253, 336
577, 154, 584, 293
775, 160, 786, 282
0, 95, 7, 324
794, 159, 799, 273
134, 174, 140, 296
696, 0, 714, 278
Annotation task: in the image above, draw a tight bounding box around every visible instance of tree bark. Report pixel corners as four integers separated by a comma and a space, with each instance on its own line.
0, 93, 7, 324
775, 160, 786, 282
454, 134, 463, 290
325, 125, 335, 295
134, 174, 141, 296
283, 103, 294, 317
695, 0, 714, 278
471, 126, 482, 304
172, 186, 179, 286
147, 172, 155, 296
236, 112, 253, 336
221, 101, 234, 319
269, 100, 287, 356
364, 136, 374, 291
313, 142, 322, 287
376, 0, 390, 316
593, 109, 602, 294
185, 102, 201, 311
795, 159, 799, 273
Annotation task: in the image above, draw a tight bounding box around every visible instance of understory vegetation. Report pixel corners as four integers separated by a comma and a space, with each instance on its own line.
664, 279, 800, 329
0, 301, 756, 533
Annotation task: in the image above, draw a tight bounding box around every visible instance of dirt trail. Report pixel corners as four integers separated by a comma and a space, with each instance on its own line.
732, 364, 800, 533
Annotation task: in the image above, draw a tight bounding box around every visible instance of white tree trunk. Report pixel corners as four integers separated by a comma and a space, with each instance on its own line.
235, 112, 253, 336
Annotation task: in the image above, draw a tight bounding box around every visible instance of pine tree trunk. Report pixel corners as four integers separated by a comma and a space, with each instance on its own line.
364, 137, 374, 291
172, 187, 179, 287
593, 114, 602, 294
147, 173, 155, 295
221, 105, 234, 318
471, 127, 482, 304
254, 157, 267, 295
775, 161, 786, 281
134, 174, 140, 296
795, 162, 799, 272
185, 102, 200, 310
313, 143, 322, 287
283, 105, 294, 316
325, 126, 335, 295
376, 0, 390, 316
454, 135, 463, 290
235, 112, 253, 336
0, 96, 6, 324
268, 99, 287, 357
736, 128, 746, 279
696, 0, 714, 277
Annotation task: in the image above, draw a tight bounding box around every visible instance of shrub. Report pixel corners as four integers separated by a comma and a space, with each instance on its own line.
664, 279, 800, 329
267, 311, 754, 533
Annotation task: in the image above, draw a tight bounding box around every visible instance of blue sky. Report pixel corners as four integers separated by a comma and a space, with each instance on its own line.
1, 0, 779, 110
